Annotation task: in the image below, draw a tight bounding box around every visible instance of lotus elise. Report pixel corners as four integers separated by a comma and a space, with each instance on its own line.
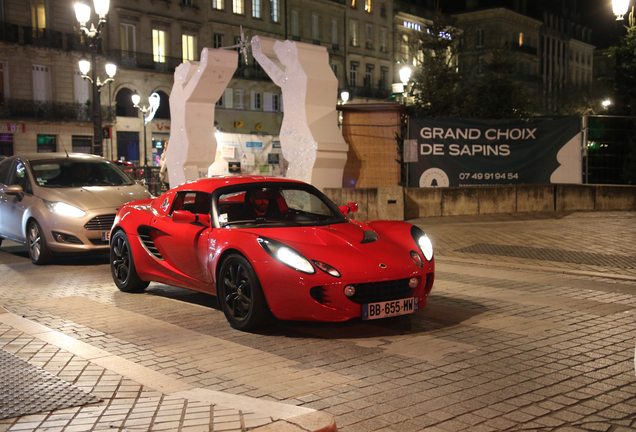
109, 176, 435, 330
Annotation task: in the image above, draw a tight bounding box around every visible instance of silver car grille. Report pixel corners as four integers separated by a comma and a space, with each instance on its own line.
84, 214, 116, 231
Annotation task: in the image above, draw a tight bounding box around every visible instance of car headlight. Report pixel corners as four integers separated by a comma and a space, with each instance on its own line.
258, 237, 315, 274
44, 201, 87, 218
411, 226, 433, 262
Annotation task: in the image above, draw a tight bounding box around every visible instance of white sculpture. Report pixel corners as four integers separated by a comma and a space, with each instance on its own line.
251, 36, 348, 189
166, 48, 238, 187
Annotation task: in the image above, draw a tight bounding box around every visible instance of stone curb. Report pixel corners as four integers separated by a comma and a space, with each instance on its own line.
436, 256, 636, 282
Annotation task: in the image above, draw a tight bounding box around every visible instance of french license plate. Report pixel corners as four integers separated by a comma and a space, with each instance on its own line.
362, 297, 419, 320
101, 231, 110, 241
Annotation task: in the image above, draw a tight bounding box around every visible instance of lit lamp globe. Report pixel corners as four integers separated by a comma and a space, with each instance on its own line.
78, 54, 91, 75
399, 66, 412, 86
340, 90, 349, 103
613, 0, 630, 19
105, 62, 117, 78
131, 92, 141, 106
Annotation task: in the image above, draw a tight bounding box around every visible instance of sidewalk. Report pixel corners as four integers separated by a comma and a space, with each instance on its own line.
0, 306, 336, 432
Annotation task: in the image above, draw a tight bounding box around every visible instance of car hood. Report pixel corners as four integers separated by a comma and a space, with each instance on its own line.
36, 185, 152, 211
243, 221, 420, 273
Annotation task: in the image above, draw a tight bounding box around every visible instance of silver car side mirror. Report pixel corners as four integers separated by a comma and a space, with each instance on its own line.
3, 185, 23, 195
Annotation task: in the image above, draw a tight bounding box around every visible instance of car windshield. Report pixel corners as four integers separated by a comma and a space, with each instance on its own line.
216, 185, 345, 228
30, 160, 134, 188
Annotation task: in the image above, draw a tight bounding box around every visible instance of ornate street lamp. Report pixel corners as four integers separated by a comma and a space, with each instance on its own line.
74, 0, 113, 157
399, 66, 412, 103
340, 90, 350, 104
613, 0, 630, 20
132, 92, 161, 167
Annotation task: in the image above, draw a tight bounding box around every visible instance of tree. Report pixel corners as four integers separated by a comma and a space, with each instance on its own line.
456, 46, 531, 119
408, 5, 462, 117
607, 12, 636, 184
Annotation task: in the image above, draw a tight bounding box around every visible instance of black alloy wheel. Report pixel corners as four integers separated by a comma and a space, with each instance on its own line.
218, 254, 270, 331
110, 230, 149, 293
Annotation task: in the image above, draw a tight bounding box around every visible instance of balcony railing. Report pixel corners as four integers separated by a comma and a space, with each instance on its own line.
0, 98, 115, 123
108, 50, 183, 74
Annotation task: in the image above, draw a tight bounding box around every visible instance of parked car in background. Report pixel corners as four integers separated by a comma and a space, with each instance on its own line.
109, 176, 435, 330
0, 153, 152, 264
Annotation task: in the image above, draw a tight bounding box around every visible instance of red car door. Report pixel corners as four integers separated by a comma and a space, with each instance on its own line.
152, 191, 213, 284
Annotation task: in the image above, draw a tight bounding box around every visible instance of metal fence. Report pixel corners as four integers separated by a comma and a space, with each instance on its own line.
585, 115, 636, 185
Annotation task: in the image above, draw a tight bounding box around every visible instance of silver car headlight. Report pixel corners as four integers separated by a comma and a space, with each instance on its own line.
44, 201, 87, 218
411, 226, 433, 262
258, 237, 315, 274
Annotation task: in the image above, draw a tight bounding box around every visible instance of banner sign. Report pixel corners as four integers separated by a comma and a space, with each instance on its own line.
408, 117, 582, 187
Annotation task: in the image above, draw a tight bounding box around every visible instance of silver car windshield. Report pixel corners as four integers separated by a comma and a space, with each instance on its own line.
30, 160, 134, 188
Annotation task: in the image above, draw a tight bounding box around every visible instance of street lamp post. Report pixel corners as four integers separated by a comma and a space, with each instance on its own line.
132, 92, 161, 167
74, 0, 115, 157
399, 66, 412, 104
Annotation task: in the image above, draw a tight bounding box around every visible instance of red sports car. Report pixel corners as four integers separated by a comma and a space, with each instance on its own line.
109, 177, 435, 330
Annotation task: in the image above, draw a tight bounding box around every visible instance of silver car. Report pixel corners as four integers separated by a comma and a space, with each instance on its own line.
0, 153, 152, 264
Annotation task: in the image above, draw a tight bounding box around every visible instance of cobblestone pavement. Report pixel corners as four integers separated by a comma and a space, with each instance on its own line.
0, 210, 635, 431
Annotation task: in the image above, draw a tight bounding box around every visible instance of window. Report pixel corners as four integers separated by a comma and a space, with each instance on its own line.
74, 70, 89, 104
214, 33, 224, 48
0, 63, 5, 106
120, 23, 136, 53
11, 160, 32, 194
349, 62, 358, 87
331, 63, 338, 79
271, 0, 279, 22
350, 21, 358, 46
212, 0, 224, 10
234, 89, 245, 109
291, 11, 299, 39
365, 0, 371, 13
31, 0, 46, 29
264, 92, 279, 111
182, 35, 196, 62
233, 0, 244, 14
379, 28, 386, 52
365, 24, 373, 49
251, 91, 261, 110
402, 35, 409, 62
215, 93, 224, 107
331, 20, 338, 45
519, 32, 523, 46
0, 134, 14, 157
476, 29, 484, 48
32, 65, 51, 101
252, 0, 261, 18
72, 136, 92, 154
351, 0, 356, 8
379, 67, 388, 90
364, 64, 373, 87
183, 0, 194, 5
224, 88, 234, 108
312, 15, 319, 43
153, 29, 166, 63
37, 134, 56, 153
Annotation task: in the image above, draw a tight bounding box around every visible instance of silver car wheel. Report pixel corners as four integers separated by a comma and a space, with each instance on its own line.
27, 220, 53, 265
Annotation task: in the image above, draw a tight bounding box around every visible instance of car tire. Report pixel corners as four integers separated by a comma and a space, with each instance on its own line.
218, 254, 270, 331
110, 230, 149, 293
27, 220, 53, 265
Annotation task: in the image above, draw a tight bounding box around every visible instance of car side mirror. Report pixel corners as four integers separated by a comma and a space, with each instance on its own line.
3, 185, 23, 195
172, 210, 211, 228
339, 202, 358, 215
